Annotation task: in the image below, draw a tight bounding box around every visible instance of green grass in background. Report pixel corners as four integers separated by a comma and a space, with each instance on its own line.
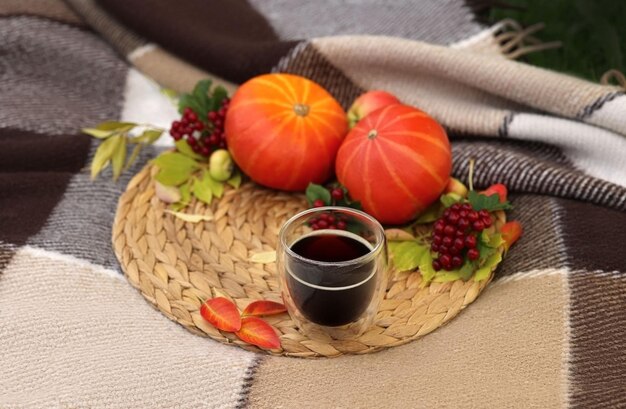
489, 0, 625, 82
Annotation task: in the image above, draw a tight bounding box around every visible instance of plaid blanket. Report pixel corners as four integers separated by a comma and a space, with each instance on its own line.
1, 1, 625, 408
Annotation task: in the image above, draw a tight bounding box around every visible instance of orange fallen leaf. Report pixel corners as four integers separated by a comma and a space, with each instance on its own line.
236, 317, 281, 349
501, 221, 523, 251
200, 297, 241, 332
243, 300, 287, 317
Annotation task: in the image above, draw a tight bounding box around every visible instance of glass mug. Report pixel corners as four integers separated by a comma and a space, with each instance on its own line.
277, 207, 387, 340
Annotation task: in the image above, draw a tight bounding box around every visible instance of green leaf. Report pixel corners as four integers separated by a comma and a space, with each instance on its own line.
152, 152, 199, 172
474, 250, 502, 282
152, 152, 199, 186
433, 270, 463, 283
171, 181, 192, 211
83, 128, 115, 139
389, 241, 427, 272
91, 135, 123, 179
191, 173, 213, 204
205, 173, 224, 198
418, 251, 436, 286
124, 144, 142, 171
96, 121, 135, 131
227, 171, 242, 189
432, 259, 476, 283
440, 193, 463, 208
458, 260, 476, 280
210, 86, 228, 111
175, 140, 204, 160
467, 190, 513, 212
155, 167, 195, 186
305, 183, 331, 206
111, 135, 127, 181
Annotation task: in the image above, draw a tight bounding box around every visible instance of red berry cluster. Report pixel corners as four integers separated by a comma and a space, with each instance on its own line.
169, 99, 230, 157
311, 188, 344, 209
309, 212, 348, 231
431, 203, 493, 271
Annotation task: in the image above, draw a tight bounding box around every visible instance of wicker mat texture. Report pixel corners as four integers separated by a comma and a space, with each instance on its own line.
112, 165, 501, 358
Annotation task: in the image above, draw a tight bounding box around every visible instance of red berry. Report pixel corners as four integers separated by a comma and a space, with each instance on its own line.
467, 248, 479, 260
319, 213, 329, 221
443, 209, 451, 218
472, 220, 485, 231
313, 199, 325, 208
337, 221, 347, 230
468, 211, 479, 222
459, 210, 468, 218
187, 136, 197, 146
443, 225, 456, 236
442, 236, 453, 247
208, 111, 218, 121
451, 203, 462, 211
455, 229, 465, 238
317, 220, 328, 229
183, 107, 192, 115
453, 238, 465, 250
172, 120, 181, 130
447, 211, 460, 224
449, 246, 460, 255
483, 216, 493, 227
194, 122, 204, 131
185, 111, 198, 122
214, 118, 223, 127
439, 245, 450, 255
192, 144, 202, 153
457, 218, 469, 230
431, 244, 440, 253
432, 260, 442, 271
331, 188, 344, 201
201, 146, 210, 156
440, 254, 452, 269
311, 223, 320, 230
479, 209, 490, 219
209, 134, 220, 145
462, 203, 472, 211
172, 133, 182, 141
218, 108, 227, 117
465, 235, 477, 249
433, 235, 442, 245
452, 255, 463, 268
327, 225, 337, 230
309, 217, 318, 225
434, 223, 444, 234
327, 215, 336, 224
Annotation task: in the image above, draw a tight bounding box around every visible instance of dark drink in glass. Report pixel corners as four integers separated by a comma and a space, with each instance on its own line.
278, 207, 387, 339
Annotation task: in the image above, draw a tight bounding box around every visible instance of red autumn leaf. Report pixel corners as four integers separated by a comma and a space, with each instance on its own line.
242, 300, 287, 317
200, 297, 241, 332
481, 183, 508, 203
501, 221, 523, 251
236, 317, 281, 349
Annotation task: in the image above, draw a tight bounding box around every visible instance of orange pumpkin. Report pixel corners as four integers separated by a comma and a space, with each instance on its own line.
336, 104, 452, 224
225, 73, 348, 191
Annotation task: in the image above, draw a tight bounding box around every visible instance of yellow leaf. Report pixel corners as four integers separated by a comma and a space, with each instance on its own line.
91, 135, 123, 179
164, 210, 213, 223
249, 251, 276, 264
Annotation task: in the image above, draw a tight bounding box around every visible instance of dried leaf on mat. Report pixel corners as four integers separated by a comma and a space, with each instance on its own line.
164, 210, 212, 223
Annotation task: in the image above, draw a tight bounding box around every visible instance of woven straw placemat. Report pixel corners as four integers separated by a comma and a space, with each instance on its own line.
112, 165, 501, 358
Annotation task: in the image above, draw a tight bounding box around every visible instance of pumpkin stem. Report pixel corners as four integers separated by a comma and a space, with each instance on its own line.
293, 103, 310, 117
367, 129, 378, 139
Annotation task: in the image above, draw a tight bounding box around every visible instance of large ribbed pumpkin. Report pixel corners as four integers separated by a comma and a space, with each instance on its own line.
225, 73, 348, 191
336, 104, 451, 224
